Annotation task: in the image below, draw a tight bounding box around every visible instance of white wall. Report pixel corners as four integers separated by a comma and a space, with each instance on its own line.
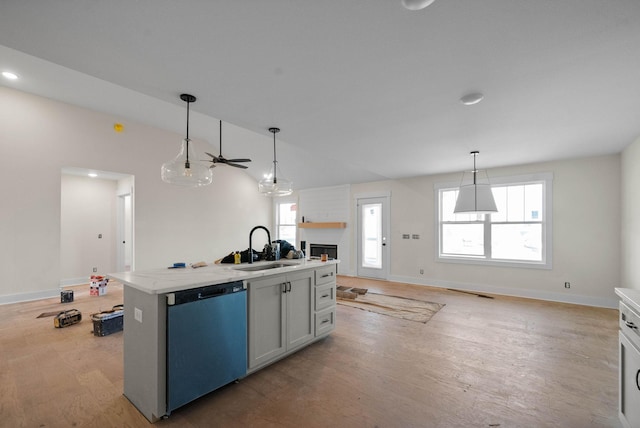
60, 174, 117, 284
349, 155, 621, 307
297, 185, 351, 274
622, 136, 640, 290
0, 87, 271, 304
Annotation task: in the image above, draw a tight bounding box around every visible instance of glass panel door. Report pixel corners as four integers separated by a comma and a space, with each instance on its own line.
357, 196, 389, 279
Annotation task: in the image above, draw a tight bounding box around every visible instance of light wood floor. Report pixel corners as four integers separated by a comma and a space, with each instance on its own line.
0, 277, 620, 427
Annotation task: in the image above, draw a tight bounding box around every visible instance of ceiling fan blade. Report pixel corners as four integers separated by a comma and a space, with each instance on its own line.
204, 152, 217, 159
226, 162, 249, 169
226, 158, 252, 163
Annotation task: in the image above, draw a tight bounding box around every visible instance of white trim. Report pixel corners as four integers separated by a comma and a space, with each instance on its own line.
0, 288, 60, 306
385, 274, 618, 309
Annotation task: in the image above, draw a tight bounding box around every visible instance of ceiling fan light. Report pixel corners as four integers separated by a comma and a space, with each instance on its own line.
401, 0, 436, 11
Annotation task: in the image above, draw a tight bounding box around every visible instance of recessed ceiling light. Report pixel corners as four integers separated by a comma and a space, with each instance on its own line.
2, 71, 19, 80
88, 173, 98, 178
402, 0, 436, 11
460, 92, 484, 106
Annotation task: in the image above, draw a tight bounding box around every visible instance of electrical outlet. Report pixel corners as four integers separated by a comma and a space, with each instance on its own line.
412, 234, 420, 239
420, 269, 424, 275
564, 282, 570, 289
402, 234, 410, 239
98, 233, 102, 239
93, 267, 97, 273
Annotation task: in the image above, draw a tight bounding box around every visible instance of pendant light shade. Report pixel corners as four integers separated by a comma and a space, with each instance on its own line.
258, 127, 292, 196
161, 94, 213, 187
454, 151, 498, 214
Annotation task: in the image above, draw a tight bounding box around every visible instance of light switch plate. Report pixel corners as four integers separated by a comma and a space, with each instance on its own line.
134, 307, 143, 323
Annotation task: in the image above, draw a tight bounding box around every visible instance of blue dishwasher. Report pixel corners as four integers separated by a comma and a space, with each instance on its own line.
166, 280, 247, 413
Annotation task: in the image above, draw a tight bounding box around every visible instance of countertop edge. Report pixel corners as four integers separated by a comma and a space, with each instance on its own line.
109, 259, 340, 295
615, 287, 640, 313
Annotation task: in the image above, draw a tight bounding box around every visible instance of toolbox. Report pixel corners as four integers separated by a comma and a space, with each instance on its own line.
91, 304, 124, 336
54, 309, 82, 328
60, 290, 74, 303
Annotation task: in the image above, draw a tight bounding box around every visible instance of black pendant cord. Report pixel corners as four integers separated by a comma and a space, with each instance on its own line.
219, 120, 222, 156
471, 151, 478, 185
184, 99, 191, 168
269, 128, 280, 184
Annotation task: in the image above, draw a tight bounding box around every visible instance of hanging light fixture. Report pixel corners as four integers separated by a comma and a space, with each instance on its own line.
258, 127, 292, 196
161, 94, 213, 187
454, 151, 498, 214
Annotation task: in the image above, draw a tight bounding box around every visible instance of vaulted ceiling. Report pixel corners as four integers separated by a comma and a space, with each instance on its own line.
1, 0, 639, 189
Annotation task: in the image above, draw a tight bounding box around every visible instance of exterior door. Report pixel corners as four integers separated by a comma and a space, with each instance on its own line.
356, 195, 389, 279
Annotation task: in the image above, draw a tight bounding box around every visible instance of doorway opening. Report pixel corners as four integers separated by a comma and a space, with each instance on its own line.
60, 167, 134, 286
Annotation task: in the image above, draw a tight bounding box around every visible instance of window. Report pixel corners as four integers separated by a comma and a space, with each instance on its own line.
436, 173, 552, 269
276, 201, 297, 244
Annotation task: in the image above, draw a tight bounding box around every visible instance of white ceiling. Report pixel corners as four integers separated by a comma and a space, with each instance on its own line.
2, 0, 640, 190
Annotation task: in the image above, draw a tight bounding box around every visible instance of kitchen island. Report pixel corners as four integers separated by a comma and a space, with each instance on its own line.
110, 259, 338, 423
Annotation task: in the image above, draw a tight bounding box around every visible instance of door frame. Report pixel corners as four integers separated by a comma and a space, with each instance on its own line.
355, 192, 390, 280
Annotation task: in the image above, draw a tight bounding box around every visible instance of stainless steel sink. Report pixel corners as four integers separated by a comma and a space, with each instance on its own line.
233, 262, 296, 272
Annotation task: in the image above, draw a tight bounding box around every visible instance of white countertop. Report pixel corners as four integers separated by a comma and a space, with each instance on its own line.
615, 288, 640, 313
109, 259, 339, 295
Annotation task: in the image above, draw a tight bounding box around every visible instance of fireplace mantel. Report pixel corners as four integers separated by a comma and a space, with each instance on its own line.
298, 222, 346, 229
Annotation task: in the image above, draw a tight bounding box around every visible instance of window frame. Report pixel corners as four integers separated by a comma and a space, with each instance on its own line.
274, 198, 298, 245
434, 172, 553, 270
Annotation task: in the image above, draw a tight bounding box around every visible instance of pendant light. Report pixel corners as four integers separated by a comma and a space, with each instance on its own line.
258, 127, 293, 196
161, 94, 213, 187
454, 151, 498, 214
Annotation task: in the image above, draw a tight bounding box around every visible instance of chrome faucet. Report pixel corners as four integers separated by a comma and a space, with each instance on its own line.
249, 226, 271, 264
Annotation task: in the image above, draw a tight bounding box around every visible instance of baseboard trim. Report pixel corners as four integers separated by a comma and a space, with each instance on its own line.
0, 288, 60, 306
351, 274, 619, 309
59, 277, 88, 287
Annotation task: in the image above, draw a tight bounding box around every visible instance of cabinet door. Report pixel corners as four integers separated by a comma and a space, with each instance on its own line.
248, 275, 287, 370
286, 270, 314, 350
620, 332, 640, 428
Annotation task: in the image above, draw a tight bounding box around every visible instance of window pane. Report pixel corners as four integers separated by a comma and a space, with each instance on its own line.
278, 225, 296, 243
442, 224, 484, 256
279, 203, 297, 225
507, 185, 525, 222
491, 187, 507, 222
441, 190, 457, 221
524, 183, 543, 221
361, 203, 382, 268
491, 224, 542, 261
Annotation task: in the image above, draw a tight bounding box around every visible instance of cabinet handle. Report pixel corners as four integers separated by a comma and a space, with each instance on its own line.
321, 272, 333, 278
287, 281, 292, 293
625, 321, 638, 330
321, 319, 330, 324
282, 283, 287, 294
636, 370, 640, 391
321, 294, 329, 298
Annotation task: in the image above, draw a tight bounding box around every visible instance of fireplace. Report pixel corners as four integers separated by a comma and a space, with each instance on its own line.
309, 243, 338, 260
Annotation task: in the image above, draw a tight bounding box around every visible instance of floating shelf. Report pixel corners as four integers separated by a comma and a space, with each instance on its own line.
298, 222, 347, 229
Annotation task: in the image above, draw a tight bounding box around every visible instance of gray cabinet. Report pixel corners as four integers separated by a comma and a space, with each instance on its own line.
314, 264, 336, 337
248, 270, 314, 371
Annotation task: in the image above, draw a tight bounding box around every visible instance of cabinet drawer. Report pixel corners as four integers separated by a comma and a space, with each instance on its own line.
315, 308, 335, 337
315, 284, 335, 311
620, 331, 640, 428
315, 265, 336, 286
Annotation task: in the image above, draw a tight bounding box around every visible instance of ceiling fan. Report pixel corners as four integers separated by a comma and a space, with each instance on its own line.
205, 120, 252, 169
